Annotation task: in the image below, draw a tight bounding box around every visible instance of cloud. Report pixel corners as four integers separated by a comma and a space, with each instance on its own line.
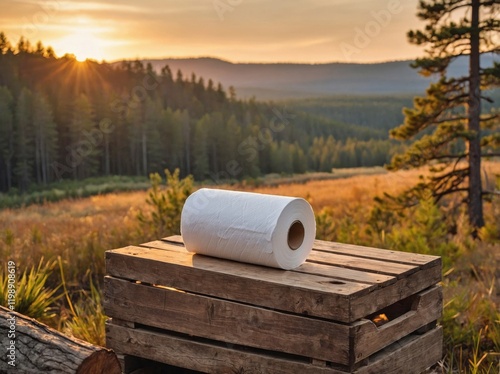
1, 0, 424, 62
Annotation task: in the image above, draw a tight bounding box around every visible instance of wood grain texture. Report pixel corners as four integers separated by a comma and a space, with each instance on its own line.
104, 276, 351, 364
0, 306, 120, 374
134, 236, 441, 322
348, 263, 441, 321
313, 239, 441, 269
106, 246, 359, 322
355, 326, 443, 374
106, 321, 443, 374
164, 235, 441, 269
145, 239, 396, 285
105, 236, 442, 373
106, 321, 347, 374
351, 285, 442, 364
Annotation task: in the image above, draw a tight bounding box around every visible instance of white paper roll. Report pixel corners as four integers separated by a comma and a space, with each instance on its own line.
181, 188, 316, 270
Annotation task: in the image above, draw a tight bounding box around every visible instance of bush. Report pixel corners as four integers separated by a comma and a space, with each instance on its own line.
137, 168, 194, 238
0, 258, 60, 323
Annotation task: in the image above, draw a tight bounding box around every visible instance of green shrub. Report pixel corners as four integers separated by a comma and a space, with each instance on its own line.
0, 258, 60, 322
137, 168, 194, 238
385, 197, 461, 270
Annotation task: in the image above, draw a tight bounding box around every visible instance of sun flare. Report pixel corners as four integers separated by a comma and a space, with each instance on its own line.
55, 28, 106, 62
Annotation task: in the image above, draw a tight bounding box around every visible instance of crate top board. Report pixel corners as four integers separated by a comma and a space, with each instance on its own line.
105, 235, 441, 323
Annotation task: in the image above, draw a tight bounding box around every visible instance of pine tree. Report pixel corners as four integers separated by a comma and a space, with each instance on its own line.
192, 115, 209, 180
126, 94, 143, 175
389, 0, 500, 233
69, 94, 99, 179
144, 97, 163, 173
0, 32, 11, 54
14, 88, 34, 191
33, 92, 58, 184
0, 86, 14, 190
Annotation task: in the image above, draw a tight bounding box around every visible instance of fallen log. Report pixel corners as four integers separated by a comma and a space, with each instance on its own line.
0, 306, 121, 374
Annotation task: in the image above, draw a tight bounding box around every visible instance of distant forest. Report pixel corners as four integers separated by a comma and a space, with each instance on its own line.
0, 34, 405, 193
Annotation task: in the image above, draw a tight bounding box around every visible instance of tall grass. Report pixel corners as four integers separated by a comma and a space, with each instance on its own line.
0, 258, 60, 323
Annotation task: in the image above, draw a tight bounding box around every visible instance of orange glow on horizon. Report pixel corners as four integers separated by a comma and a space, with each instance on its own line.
51, 19, 107, 62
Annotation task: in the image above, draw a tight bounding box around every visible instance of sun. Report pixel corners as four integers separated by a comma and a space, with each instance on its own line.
55, 28, 106, 62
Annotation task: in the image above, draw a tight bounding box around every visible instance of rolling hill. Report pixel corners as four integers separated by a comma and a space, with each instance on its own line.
140, 54, 498, 100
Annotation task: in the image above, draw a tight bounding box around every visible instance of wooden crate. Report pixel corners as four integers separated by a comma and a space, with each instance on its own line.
104, 236, 443, 373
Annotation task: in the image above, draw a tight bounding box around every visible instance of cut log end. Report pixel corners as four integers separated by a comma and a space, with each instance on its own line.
0, 306, 121, 374
78, 350, 122, 374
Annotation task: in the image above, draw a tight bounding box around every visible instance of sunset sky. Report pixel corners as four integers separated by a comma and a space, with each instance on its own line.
1, 0, 426, 63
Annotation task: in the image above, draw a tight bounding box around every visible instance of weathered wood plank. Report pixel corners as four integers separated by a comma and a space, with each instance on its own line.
106, 322, 443, 374
295, 262, 395, 285
307, 251, 418, 277
108, 245, 366, 295
164, 235, 440, 269
348, 262, 442, 321
106, 246, 363, 322
142, 240, 188, 253
146, 239, 397, 286
351, 285, 442, 364
106, 322, 347, 374
104, 276, 351, 364
313, 240, 441, 269
144, 239, 440, 320
355, 326, 443, 374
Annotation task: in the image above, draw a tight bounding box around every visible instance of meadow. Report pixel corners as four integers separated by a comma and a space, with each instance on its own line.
0, 164, 499, 373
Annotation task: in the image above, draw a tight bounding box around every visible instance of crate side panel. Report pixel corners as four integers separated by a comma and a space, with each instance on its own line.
106, 322, 348, 374
355, 326, 443, 374
352, 285, 443, 364
103, 276, 350, 364
348, 261, 441, 321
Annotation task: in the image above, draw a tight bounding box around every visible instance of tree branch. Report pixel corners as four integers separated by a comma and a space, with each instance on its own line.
434, 187, 470, 201
432, 116, 469, 124
432, 153, 469, 160
482, 190, 500, 196
480, 114, 499, 121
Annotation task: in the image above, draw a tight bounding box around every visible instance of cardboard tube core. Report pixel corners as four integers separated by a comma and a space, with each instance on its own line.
288, 220, 305, 250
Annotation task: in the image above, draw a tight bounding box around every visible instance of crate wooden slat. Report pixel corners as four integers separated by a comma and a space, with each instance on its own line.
106, 321, 443, 374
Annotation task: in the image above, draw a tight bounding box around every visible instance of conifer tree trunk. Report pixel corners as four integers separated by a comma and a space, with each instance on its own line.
142, 131, 147, 175
468, 0, 484, 231
104, 134, 110, 176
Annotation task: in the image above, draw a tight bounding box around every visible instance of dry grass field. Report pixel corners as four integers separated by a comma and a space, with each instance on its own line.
246, 163, 500, 212
1, 162, 498, 277
0, 162, 499, 372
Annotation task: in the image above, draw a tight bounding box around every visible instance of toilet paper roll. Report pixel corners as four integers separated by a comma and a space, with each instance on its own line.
180, 188, 316, 270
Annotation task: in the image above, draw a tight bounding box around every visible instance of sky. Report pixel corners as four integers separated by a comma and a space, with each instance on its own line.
1, 0, 427, 63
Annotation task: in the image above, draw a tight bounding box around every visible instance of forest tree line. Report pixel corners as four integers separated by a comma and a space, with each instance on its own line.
0, 33, 402, 193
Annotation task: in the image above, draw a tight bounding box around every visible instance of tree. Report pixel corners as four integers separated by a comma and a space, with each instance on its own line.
192, 115, 210, 180
389, 0, 500, 233
0, 86, 14, 190
33, 92, 58, 184
136, 168, 193, 238
0, 32, 11, 54
14, 88, 34, 191
69, 94, 99, 179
